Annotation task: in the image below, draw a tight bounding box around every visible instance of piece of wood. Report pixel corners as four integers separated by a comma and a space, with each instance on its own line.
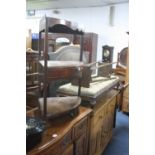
74, 33, 98, 63
122, 85, 129, 112
88, 90, 117, 155
92, 61, 117, 70
63, 144, 74, 155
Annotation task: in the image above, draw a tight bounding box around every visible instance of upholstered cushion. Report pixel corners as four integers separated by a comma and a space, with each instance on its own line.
57, 76, 119, 98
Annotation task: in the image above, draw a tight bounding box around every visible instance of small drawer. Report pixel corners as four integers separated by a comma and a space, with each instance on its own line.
39, 131, 72, 155
74, 117, 87, 139
40, 142, 61, 155
60, 130, 72, 152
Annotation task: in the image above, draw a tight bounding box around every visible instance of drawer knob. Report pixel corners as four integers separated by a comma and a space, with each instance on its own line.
52, 134, 58, 138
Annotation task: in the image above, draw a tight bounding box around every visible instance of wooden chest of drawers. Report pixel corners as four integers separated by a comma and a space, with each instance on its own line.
57, 85, 118, 155
27, 107, 92, 155
88, 90, 118, 155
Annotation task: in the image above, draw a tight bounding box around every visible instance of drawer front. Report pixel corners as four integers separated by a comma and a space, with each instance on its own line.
38, 130, 72, 155
39, 142, 61, 155
74, 117, 87, 139
62, 144, 73, 155
74, 133, 87, 155
89, 136, 96, 155
60, 130, 72, 152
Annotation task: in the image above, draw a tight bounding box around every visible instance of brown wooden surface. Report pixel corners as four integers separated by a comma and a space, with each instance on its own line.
63, 144, 74, 155
46, 67, 82, 81
122, 85, 129, 112
113, 66, 126, 76
74, 33, 98, 63
88, 90, 118, 155
74, 133, 87, 155
27, 106, 92, 155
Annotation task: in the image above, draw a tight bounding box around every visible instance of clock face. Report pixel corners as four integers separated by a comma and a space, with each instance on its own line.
103, 49, 110, 57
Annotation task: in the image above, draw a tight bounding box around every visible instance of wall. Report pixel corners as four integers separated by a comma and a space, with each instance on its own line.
26, 3, 129, 64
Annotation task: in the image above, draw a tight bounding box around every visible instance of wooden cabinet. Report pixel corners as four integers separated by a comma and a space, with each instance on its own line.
27, 107, 92, 155
121, 85, 129, 112
88, 90, 118, 155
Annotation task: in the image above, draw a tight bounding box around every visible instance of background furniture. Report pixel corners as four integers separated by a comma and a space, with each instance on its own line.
98, 45, 114, 77
114, 47, 129, 113
48, 45, 89, 64
32, 33, 74, 52
74, 32, 98, 63
32, 32, 98, 64
114, 47, 128, 76
27, 106, 92, 155
102, 45, 114, 63
26, 50, 39, 91
26, 50, 40, 117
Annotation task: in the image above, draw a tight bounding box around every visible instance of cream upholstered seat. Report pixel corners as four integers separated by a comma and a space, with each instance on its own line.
57, 76, 119, 99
